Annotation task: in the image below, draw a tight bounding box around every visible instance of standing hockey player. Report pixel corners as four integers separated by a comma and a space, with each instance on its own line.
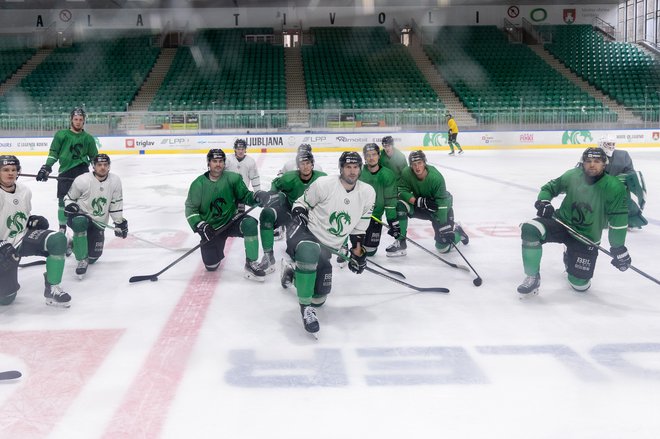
281, 151, 375, 335
257, 150, 327, 274
0, 155, 70, 307
378, 136, 407, 178
387, 150, 468, 257
598, 137, 647, 229
225, 138, 261, 191
63, 154, 128, 279
357, 143, 400, 256
518, 147, 630, 296
446, 113, 463, 155
36, 107, 99, 233
185, 149, 271, 281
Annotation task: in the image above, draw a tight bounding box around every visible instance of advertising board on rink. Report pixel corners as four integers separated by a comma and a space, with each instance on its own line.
3, 129, 660, 155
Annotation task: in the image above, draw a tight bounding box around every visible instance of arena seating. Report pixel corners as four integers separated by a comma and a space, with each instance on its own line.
543, 24, 660, 121
423, 26, 618, 124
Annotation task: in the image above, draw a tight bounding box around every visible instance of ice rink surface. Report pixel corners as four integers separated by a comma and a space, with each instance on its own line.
2, 147, 660, 439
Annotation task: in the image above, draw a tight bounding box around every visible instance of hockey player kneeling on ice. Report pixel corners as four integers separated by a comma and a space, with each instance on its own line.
64, 153, 127, 280
281, 152, 375, 335
258, 150, 326, 274
0, 155, 70, 307
185, 149, 271, 281
386, 150, 469, 257
518, 147, 631, 297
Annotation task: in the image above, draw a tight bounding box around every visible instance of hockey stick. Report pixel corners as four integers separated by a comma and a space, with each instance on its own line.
367, 258, 406, 279
0, 370, 22, 381
553, 216, 660, 286
21, 173, 74, 181
370, 216, 470, 272
329, 245, 449, 293
86, 217, 187, 252
19, 260, 46, 268
129, 206, 257, 283
450, 243, 483, 286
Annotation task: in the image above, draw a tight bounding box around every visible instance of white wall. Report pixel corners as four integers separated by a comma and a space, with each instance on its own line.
0, 5, 617, 35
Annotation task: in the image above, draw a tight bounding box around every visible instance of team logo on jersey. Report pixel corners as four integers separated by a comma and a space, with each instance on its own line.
570, 202, 594, 228
71, 142, 84, 161
91, 197, 108, 217
6, 212, 28, 238
327, 211, 351, 237
211, 197, 227, 218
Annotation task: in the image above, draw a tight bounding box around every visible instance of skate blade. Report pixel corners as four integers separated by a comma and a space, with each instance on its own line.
244, 272, 266, 282
518, 290, 539, 300
263, 265, 277, 275
386, 251, 406, 258
45, 299, 71, 308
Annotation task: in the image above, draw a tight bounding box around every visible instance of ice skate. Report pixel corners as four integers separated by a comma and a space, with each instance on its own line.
43, 273, 71, 308
244, 259, 265, 282
448, 151, 455, 156
517, 274, 540, 297
458, 149, 464, 155
75, 258, 89, 280
300, 304, 320, 336
257, 251, 277, 274
280, 258, 294, 288
386, 239, 407, 257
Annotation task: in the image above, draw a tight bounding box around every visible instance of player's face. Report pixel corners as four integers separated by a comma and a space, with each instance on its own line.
70, 115, 85, 132
383, 144, 393, 156
340, 163, 361, 186
0, 165, 18, 188
583, 158, 606, 177
364, 149, 379, 168
234, 146, 246, 159
208, 158, 225, 179
298, 160, 313, 178
411, 160, 427, 179
93, 162, 110, 178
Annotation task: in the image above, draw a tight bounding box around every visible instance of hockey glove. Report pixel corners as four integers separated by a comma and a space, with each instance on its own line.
36, 164, 52, 182
415, 197, 438, 212
64, 203, 81, 217
348, 245, 367, 275
286, 207, 309, 241
610, 246, 631, 271
254, 190, 276, 208
534, 200, 554, 218
27, 215, 49, 231
114, 219, 129, 239
437, 223, 455, 245
0, 241, 19, 271
387, 219, 401, 239
195, 221, 215, 242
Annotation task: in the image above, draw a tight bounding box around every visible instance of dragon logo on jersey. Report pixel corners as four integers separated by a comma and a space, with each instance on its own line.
71, 142, 84, 161
423, 132, 448, 147
562, 131, 592, 145
6, 212, 28, 238
91, 197, 108, 217
327, 211, 351, 237
569, 201, 594, 228
211, 197, 227, 218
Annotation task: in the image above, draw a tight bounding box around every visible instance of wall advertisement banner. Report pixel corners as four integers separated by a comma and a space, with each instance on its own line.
3, 130, 659, 155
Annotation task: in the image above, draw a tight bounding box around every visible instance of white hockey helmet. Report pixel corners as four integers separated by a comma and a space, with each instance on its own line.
598, 137, 616, 157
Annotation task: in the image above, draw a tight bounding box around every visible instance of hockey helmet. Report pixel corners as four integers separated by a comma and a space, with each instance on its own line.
363, 143, 380, 156
70, 107, 86, 120
0, 155, 20, 173
207, 148, 226, 162
581, 147, 608, 165
408, 150, 427, 165
382, 136, 393, 146
598, 137, 616, 157
234, 139, 247, 150
298, 143, 312, 153
296, 151, 315, 167
338, 151, 363, 168
93, 153, 111, 165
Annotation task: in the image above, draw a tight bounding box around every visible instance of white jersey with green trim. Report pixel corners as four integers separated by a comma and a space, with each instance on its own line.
293, 175, 375, 251
65, 172, 124, 226
0, 182, 32, 245
225, 154, 261, 191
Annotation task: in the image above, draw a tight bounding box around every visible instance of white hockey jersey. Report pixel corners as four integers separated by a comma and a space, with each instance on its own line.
225, 155, 261, 191
65, 172, 124, 227
293, 175, 375, 251
0, 182, 32, 245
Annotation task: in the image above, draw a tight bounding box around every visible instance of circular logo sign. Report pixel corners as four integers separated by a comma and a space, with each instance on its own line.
59, 9, 72, 22
507, 6, 520, 18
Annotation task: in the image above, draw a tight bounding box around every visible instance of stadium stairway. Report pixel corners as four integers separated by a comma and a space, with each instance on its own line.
119, 47, 175, 131
529, 44, 642, 125
405, 32, 477, 127
285, 45, 309, 127
0, 48, 53, 97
